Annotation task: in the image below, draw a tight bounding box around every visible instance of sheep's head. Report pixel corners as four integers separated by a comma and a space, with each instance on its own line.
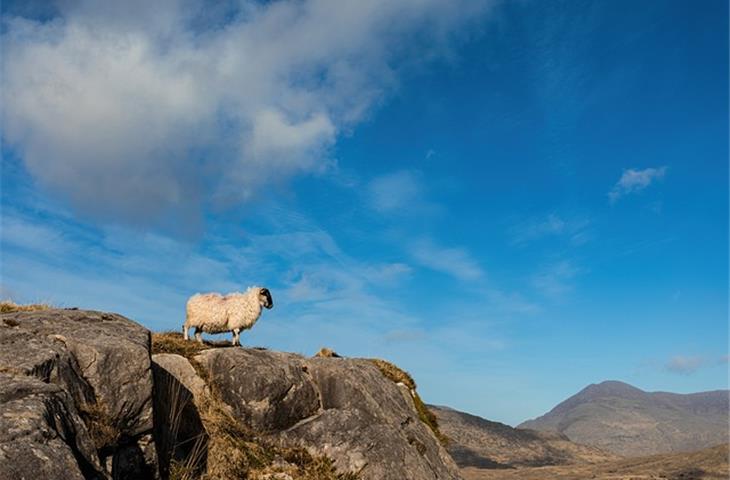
259, 288, 273, 309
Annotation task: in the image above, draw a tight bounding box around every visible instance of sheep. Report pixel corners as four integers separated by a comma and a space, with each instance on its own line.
183, 286, 273, 346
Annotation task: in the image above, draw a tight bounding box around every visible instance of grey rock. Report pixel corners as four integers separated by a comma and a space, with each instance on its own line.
196, 348, 320, 432
0, 373, 106, 480
0, 309, 157, 479
1, 309, 154, 438
151, 354, 208, 479
196, 348, 462, 480
152, 354, 207, 400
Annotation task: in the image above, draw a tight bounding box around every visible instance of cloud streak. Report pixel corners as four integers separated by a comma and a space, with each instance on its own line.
609, 166, 667, 203
1, 0, 491, 229
410, 238, 484, 281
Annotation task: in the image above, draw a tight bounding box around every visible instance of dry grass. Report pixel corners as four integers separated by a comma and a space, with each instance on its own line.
368, 358, 448, 446
151, 331, 217, 360
78, 401, 121, 450
169, 433, 208, 480
314, 347, 341, 358
368, 358, 416, 390
0, 301, 51, 313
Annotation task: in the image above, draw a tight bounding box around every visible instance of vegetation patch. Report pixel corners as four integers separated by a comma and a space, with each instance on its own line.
314, 347, 341, 358
152, 331, 215, 360
368, 358, 448, 446
78, 401, 121, 451
0, 301, 51, 313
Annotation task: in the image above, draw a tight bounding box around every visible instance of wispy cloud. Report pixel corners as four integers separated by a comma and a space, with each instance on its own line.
609, 166, 667, 203
410, 238, 484, 281
510, 213, 591, 246
665, 355, 704, 375
1, 0, 491, 228
532, 260, 582, 299
368, 170, 425, 213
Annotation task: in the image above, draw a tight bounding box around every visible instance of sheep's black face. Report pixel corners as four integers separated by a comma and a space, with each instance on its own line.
260, 288, 273, 309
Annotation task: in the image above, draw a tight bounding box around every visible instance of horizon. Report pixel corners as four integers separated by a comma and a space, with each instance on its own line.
1, 0, 727, 426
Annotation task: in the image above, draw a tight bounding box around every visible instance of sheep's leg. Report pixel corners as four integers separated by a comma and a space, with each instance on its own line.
194, 327, 203, 344
232, 328, 241, 346
183, 324, 189, 341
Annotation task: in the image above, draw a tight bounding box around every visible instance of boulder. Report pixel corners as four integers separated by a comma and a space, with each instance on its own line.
195, 348, 462, 480
196, 348, 320, 432
0, 309, 156, 478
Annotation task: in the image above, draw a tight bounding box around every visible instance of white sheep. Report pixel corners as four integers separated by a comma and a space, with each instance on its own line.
183, 287, 273, 345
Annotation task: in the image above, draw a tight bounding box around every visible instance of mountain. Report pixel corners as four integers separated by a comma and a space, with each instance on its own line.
519, 380, 729, 457
429, 405, 616, 469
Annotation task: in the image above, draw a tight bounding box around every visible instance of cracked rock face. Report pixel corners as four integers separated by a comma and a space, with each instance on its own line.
0, 309, 156, 479
0, 373, 103, 480
196, 348, 462, 480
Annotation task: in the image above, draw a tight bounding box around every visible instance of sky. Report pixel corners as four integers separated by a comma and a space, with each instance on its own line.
0, 0, 727, 426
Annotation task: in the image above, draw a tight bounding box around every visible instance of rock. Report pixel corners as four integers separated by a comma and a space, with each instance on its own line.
151, 354, 208, 478
152, 353, 207, 400
0, 309, 157, 479
196, 348, 462, 480
196, 348, 320, 432
286, 357, 461, 480
0, 373, 105, 480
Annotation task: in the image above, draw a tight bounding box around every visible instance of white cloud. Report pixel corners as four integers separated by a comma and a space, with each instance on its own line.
368, 170, 425, 213
410, 238, 484, 281
609, 166, 667, 203
1, 0, 492, 227
665, 355, 704, 375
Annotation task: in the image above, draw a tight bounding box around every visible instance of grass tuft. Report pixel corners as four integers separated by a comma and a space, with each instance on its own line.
368, 358, 448, 446
314, 347, 341, 358
0, 301, 51, 313
78, 401, 121, 450
152, 331, 213, 360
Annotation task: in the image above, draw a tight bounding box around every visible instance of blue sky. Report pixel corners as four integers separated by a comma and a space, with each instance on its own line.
1, 0, 727, 426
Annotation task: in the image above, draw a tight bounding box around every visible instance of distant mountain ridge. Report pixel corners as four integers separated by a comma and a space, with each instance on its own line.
429, 405, 615, 469
518, 380, 729, 457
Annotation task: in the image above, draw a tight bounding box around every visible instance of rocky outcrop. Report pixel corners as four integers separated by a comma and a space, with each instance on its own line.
195, 348, 461, 480
1, 309, 461, 480
0, 309, 157, 479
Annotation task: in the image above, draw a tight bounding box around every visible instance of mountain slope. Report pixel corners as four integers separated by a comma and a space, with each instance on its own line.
461, 443, 730, 480
519, 380, 729, 457
429, 405, 616, 469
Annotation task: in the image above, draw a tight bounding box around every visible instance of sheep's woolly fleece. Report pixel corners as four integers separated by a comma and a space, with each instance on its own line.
185, 287, 265, 334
